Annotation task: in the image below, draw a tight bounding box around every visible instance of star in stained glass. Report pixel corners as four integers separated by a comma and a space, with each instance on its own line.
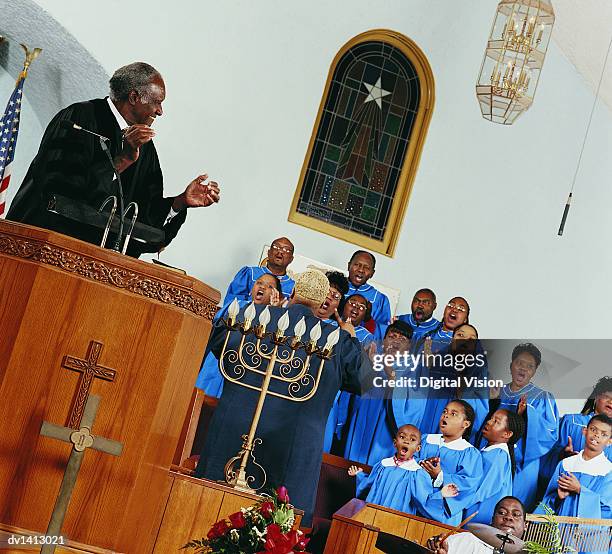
363, 77, 391, 109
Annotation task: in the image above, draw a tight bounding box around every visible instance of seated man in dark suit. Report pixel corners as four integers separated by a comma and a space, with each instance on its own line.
7, 62, 220, 256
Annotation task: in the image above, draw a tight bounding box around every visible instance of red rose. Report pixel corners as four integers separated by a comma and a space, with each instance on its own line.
276, 486, 290, 504
256, 524, 304, 554
296, 536, 310, 551
229, 511, 247, 529
260, 501, 275, 519
207, 519, 229, 539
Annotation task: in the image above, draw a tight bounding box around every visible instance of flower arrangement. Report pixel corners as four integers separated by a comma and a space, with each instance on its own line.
182, 486, 309, 554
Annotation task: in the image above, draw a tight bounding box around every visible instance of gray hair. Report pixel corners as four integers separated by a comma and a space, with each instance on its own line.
109, 62, 161, 102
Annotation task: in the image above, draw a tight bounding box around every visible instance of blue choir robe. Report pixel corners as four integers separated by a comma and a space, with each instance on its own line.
356, 457, 433, 514
541, 412, 612, 482
537, 451, 612, 519
499, 383, 558, 511
417, 434, 483, 526
344, 357, 414, 465
397, 314, 441, 342
194, 303, 372, 527
223, 265, 295, 306
323, 323, 374, 453
467, 443, 513, 524
346, 282, 391, 340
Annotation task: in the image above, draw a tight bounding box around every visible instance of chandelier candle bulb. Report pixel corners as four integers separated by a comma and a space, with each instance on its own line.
309, 322, 322, 345
293, 317, 307, 342
324, 327, 341, 352
228, 298, 240, 325
243, 302, 257, 331
276, 311, 290, 337
258, 306, 271, 333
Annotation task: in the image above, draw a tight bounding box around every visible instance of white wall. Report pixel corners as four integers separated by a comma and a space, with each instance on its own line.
6, 0, 612, 353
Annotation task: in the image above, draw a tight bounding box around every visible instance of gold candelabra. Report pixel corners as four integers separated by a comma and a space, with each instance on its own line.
218, 299, 340, 492
476, 0, 555, 125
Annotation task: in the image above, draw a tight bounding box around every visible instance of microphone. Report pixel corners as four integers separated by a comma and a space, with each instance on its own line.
60, 119, 125, 251
60, 120, 110, 143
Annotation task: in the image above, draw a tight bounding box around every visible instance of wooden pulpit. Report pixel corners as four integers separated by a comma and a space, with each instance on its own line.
0, 220, 220, 553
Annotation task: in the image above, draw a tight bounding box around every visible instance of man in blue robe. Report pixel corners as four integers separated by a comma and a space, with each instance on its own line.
345, 250, 391, 341
223, 237, 295, 306
194, 270, 371, 526
396, 288, 440, 341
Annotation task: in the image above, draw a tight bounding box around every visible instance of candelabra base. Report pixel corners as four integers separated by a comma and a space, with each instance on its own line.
223, 436, 266, 493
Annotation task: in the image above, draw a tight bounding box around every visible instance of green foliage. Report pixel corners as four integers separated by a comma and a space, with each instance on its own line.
523, 504, 576, 554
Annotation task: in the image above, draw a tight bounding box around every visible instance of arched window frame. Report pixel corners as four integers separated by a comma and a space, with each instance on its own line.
288, 29, 435, 257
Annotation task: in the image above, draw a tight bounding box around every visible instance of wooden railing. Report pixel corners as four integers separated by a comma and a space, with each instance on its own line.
525, 514, 612, 553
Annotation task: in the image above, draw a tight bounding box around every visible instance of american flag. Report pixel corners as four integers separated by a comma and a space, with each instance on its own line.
0, 75, 24, 217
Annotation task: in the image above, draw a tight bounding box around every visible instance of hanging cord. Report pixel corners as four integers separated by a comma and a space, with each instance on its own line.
558, 32, 612, 235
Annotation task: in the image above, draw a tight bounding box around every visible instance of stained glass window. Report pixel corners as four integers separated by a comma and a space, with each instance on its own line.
289, 30, 434, 256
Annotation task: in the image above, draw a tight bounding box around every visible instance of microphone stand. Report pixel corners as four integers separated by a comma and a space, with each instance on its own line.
97, 137, 125, 252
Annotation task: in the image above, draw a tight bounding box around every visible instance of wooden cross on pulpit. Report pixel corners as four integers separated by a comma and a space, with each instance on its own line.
62, 340, 117, 429
39, 394, 123, 554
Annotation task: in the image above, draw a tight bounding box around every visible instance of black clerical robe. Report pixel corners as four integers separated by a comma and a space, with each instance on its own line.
6, 98, 186, 257
195, 303, 371, 526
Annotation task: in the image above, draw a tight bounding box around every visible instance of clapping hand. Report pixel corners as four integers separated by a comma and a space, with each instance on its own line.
558, 472, 581, 495
420, 456, 441, 479
269, 289, 282, 307
348, 465, 363, 477
517, 394, 528, 416
441, 484, 459, 498
173, 173, 220, 211
426, 534, 449, 554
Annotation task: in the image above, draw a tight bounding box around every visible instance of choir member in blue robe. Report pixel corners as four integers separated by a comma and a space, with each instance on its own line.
412, 324, 489, 440
468, 409, 524, 524
396, 288, 440, 341
345, 250, 391, 340
195, 273, 283, 396
542, 376, 612, 481
348, 425, 453, 514
418, 400, 483, 526
343, 321, 413, 465
223, 237, 295, 306
195, 270, 372, 526
419, 297, 470, 354
537, 415, 612, 520
496, 343, 559, 511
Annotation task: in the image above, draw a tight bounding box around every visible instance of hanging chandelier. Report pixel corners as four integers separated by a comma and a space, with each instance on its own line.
476, 0, 555, 125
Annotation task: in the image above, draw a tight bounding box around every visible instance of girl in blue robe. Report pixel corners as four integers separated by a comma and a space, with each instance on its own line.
417, 399, 483, 526
322, 292, 374, 453
413, 324, 489, 442
348, 424, 452, 514
342, 320, 413, 465
541, 376, 612, 482
468, 409, 525, 524
496, 343, 558, 511
195, 274, 283, 396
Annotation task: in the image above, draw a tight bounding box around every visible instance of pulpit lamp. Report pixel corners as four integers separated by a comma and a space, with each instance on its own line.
243, 301, 257, 331
475, 0, 555, 125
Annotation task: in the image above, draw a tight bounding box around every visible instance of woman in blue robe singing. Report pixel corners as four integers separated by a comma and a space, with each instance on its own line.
494, 342, 559, 511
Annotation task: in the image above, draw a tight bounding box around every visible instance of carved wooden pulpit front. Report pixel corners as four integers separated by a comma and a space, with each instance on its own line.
0, 220, 220, 553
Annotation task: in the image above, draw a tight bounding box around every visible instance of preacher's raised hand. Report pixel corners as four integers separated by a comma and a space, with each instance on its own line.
173, 174, 221, 211
115, 124, 156, 171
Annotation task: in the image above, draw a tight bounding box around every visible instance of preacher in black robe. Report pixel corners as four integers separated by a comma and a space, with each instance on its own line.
7, 62, 219, 257
195, 270, 372, 526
